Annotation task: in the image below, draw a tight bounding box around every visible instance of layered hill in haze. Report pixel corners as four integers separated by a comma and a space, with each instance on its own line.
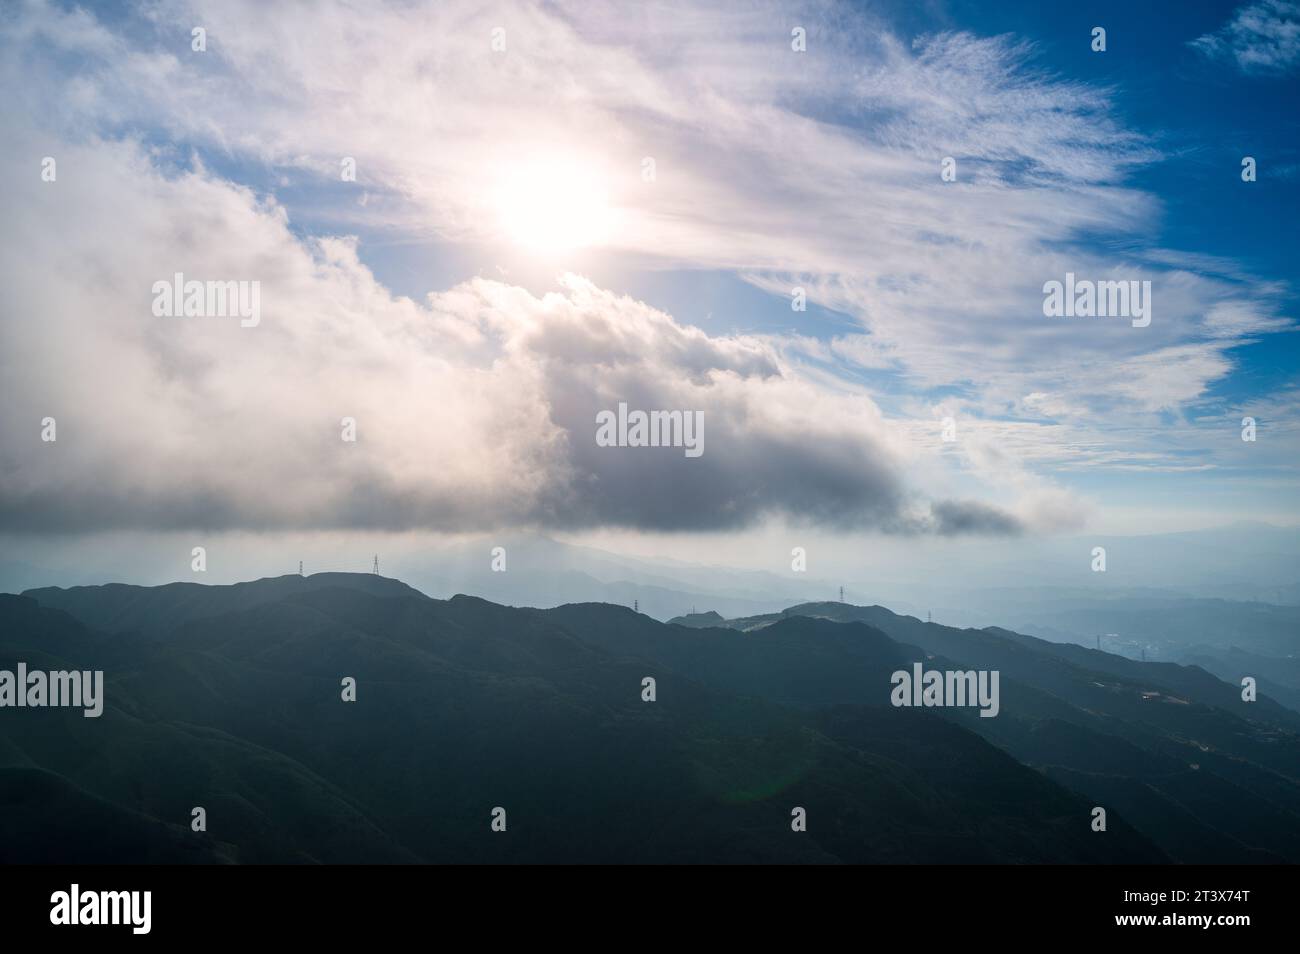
3, 575, 1297, 863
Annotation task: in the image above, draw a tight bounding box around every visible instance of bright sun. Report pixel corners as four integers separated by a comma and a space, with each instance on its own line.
494, 157, 612, 253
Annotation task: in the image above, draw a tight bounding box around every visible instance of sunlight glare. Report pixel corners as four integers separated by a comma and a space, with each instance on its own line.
494, 157, 612, 254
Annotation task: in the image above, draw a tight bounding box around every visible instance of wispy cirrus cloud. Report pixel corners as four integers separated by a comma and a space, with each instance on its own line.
1191, 0, 1300, 75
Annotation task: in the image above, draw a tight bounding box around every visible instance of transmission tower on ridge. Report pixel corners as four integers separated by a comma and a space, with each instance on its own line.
372, 554, 380, 575
839, 586, 844, 602
298, 561, 303, 576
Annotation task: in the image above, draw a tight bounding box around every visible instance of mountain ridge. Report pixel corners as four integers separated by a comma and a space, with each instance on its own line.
7, 574, 1297, 863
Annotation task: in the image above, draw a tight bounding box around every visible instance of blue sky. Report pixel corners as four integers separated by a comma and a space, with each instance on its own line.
324, 0, 1300, 421
0, 0, 1297, 576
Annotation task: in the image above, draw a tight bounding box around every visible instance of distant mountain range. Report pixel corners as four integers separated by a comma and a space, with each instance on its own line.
12, 525, 1295, 625
3, 573, 1298, 863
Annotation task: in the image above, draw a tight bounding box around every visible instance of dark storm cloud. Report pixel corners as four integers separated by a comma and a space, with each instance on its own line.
927, 499, 1025, 536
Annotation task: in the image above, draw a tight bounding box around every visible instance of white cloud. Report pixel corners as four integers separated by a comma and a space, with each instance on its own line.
5, 123, 1012, 534
0, 0, 1292, 537
1191, 0, 1300, 75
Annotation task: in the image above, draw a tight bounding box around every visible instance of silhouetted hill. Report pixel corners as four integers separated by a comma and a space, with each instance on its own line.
1, 579, 1170, 863
22, 573, 426, 637
672, 600, 1300, 863
667, 610, 725, 627
0, 768, 231, 864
